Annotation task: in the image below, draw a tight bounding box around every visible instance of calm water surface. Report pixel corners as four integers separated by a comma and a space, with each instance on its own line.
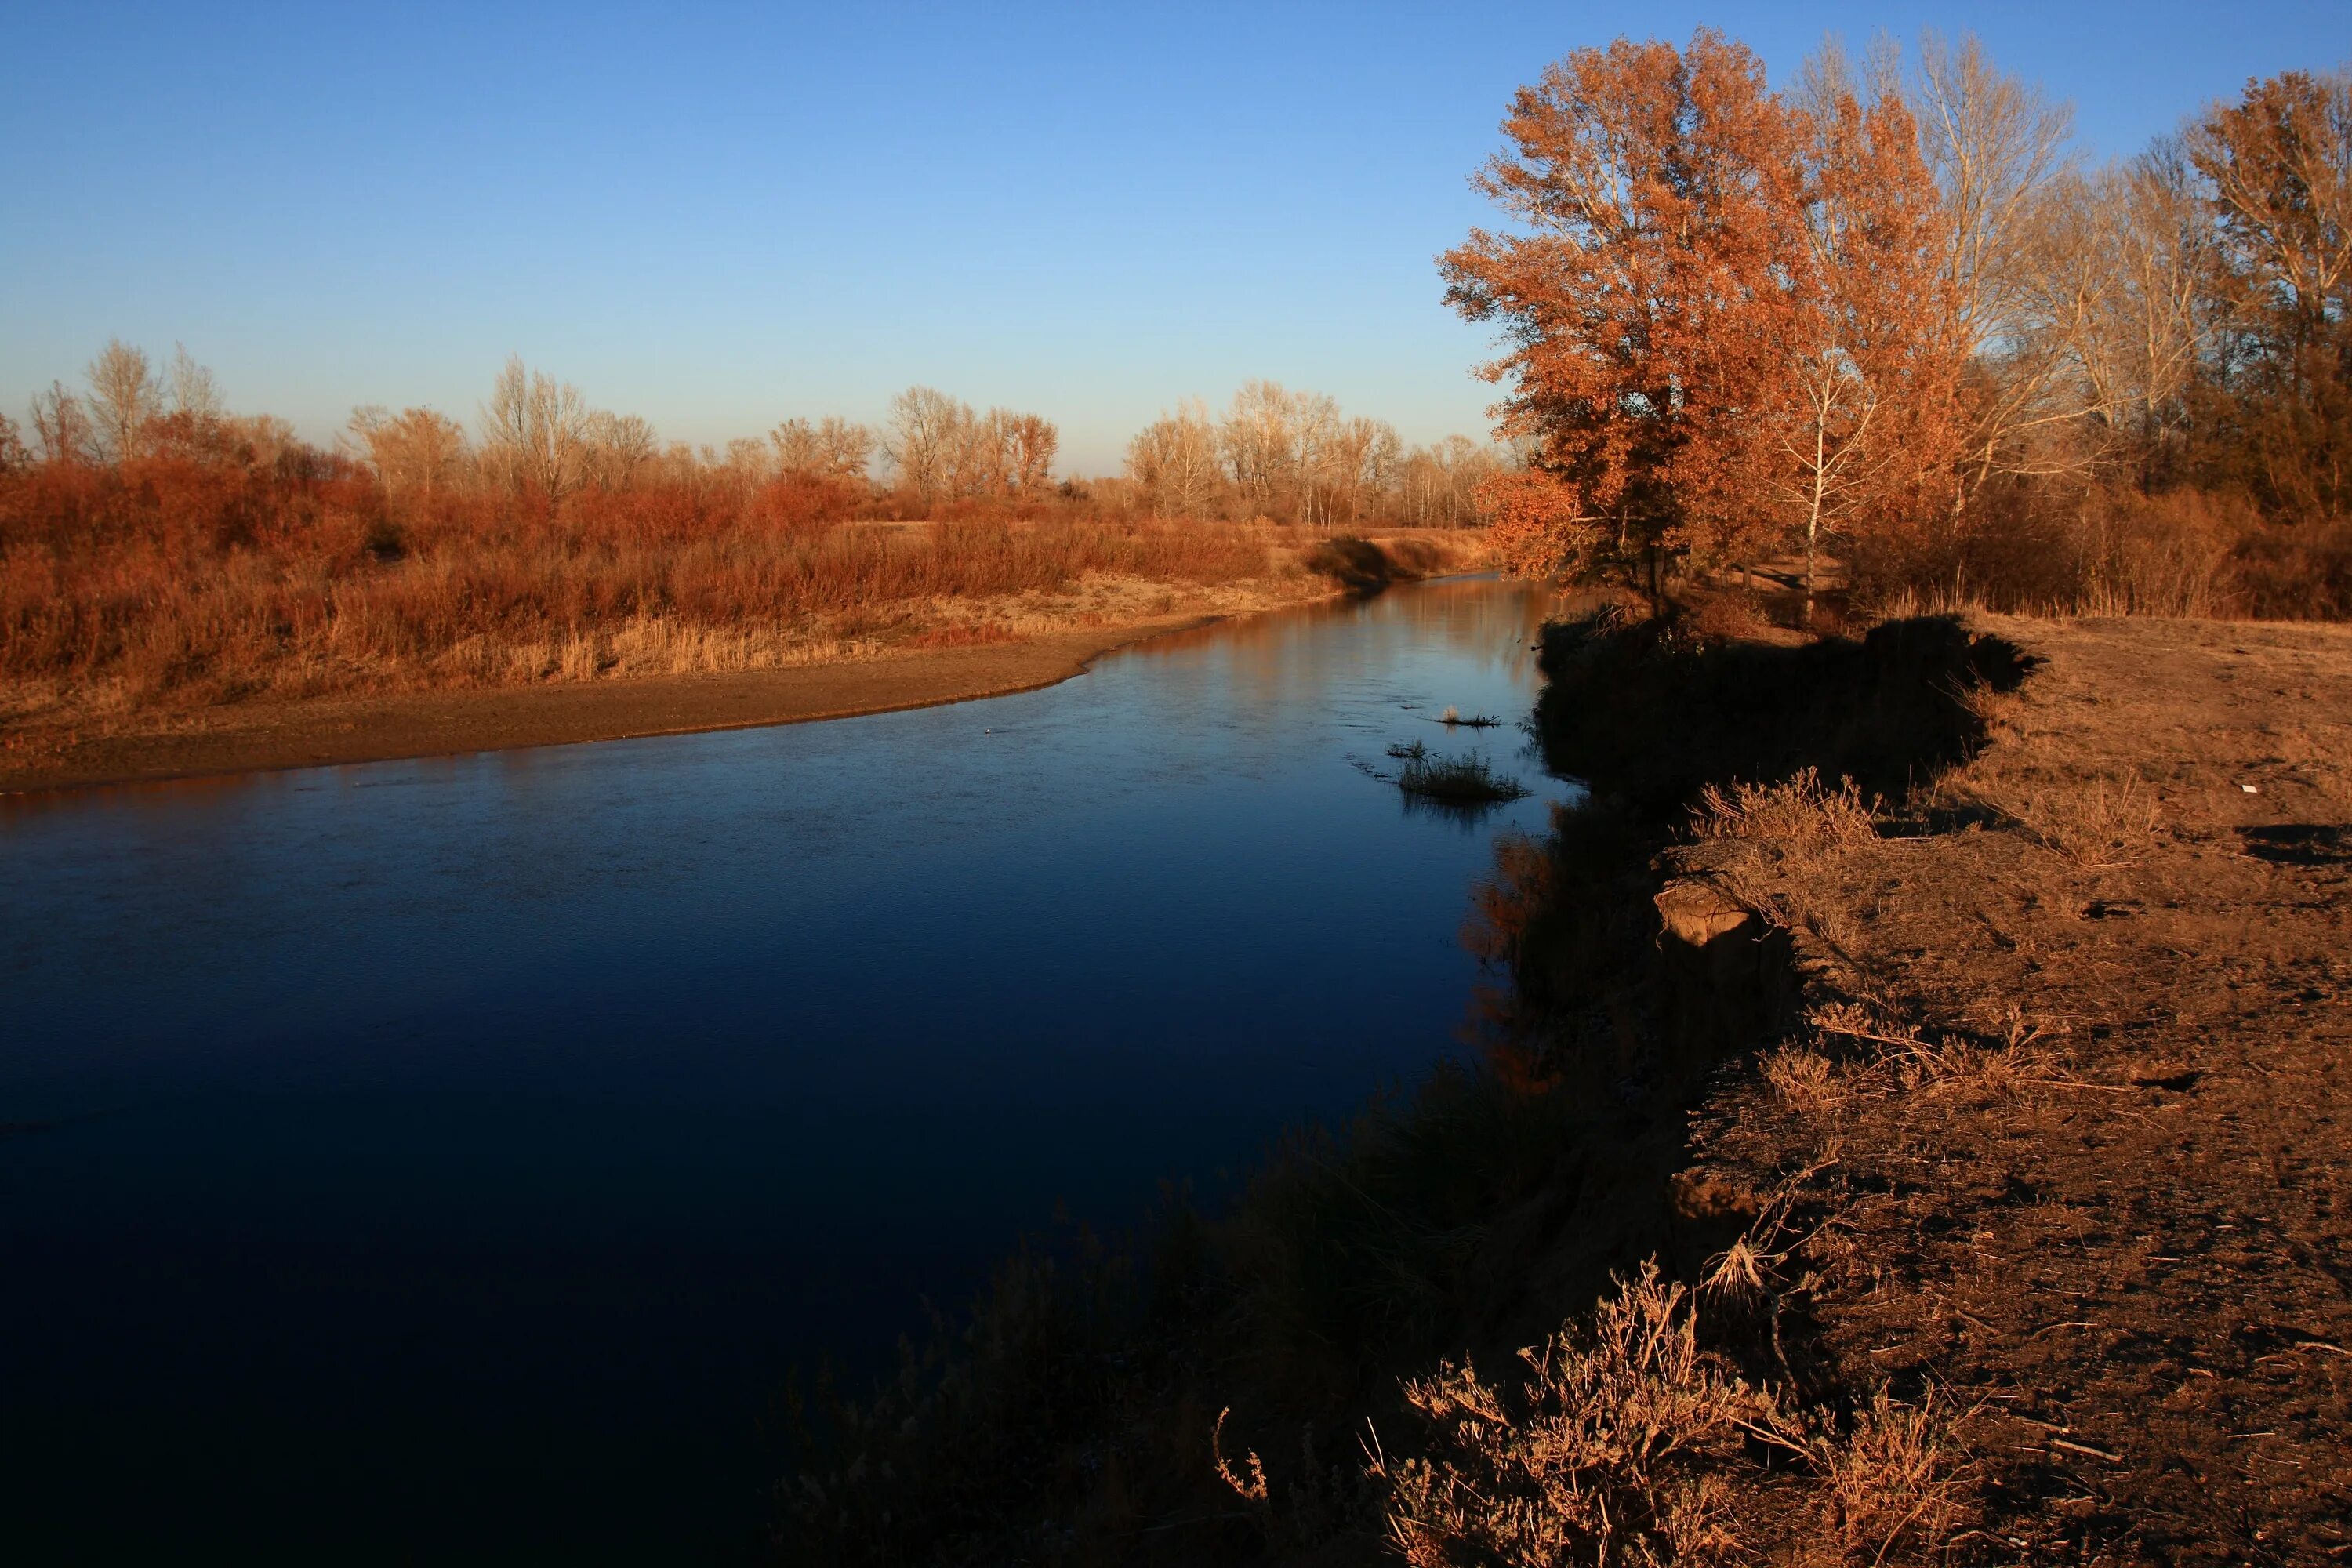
2, 575, 1570, 1563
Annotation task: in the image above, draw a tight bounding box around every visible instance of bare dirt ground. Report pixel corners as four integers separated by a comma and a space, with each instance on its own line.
1682, 615, 2352, 1563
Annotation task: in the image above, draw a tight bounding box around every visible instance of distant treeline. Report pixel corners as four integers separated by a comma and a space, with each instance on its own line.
6, 353, 1502, 535
1449, 31, 2351, 619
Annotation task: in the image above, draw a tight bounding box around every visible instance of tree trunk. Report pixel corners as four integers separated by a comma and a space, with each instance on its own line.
1804, 519, 1817, 626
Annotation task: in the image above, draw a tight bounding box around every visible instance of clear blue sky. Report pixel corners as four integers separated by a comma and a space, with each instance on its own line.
3, 2, 2343, 473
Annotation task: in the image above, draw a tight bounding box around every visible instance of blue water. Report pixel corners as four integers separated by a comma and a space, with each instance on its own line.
0, 574, 1570, 1563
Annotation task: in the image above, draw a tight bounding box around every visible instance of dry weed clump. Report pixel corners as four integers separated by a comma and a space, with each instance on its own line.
1396, 749, 1532, 805
1760, 1044, 1849, 1115
1694, 768, 1882, 850
1808, 1388, 1977, 1564
1995, 771, 2165, 870
1685, 592, 1780, 642
1373, 1255, 1978, 1567
1952, 677, 2024, 746
1375, 1265, 1763, 1567
1802, 999, 2058, 1101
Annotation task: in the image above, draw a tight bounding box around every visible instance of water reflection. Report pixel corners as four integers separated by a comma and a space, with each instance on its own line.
1, 575, 1571, 1563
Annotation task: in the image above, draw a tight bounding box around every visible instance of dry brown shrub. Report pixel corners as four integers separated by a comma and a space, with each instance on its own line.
1807, 1389, 1976, 1565
1761, 1045, 1848, 1115
0, 452, 1290, 720
1808, 998, 2053, 1099
1805, 1000, 1915, 1051
1377, 1265, 1767, 1567
1695, 768, 1881, 850
1953, 677, 2023, 743
1378, 1239, 1980, 1567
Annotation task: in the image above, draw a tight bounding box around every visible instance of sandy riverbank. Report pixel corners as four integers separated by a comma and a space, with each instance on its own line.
0, 533, 1490, 794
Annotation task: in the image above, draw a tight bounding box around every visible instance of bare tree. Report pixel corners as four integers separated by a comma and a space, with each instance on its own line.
1126, 399, 1224, 516
883, 389, 1055, 501
29, 383, 94, 463
1218, 380, 1300, 517
770, 416, 875, 482
1313, 416, 1400, 526
348, 406, 470, 498
2112, 144, 2217, 446
1288, 391, 1346, 526
166, 343, 224, 424
1399, 436, 1501, 526
86, 339, 161, 462
996, 411, 1058, 492
479, 355, 591, 500
883, 386, 967, 501
2022, 144, 2212, 475
583, 412, 659, 491
1912, 31, 2082, 510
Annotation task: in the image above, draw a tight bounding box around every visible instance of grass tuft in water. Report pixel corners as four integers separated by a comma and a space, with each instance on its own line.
1397, 750, 1530, 804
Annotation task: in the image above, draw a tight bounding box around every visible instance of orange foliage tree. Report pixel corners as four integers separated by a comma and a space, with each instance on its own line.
1442, 32, 1802, 585
1445, 32, 1965, 600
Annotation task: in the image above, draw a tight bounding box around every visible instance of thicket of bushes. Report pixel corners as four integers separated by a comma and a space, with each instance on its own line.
0, 439, 1287, 717
1852, 480, 2352, 619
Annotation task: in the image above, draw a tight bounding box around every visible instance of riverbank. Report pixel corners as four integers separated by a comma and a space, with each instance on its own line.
775, 603, 2352, 1566
0, 530, 1487, 793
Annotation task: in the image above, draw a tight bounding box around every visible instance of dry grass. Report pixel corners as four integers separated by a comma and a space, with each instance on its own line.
2, 449, 1497, 738
1809, 1388, 1976, 1565
1396, 750, 1531, 804
1759, 1044, 1850, 1115
1972, 770, 2164, 870
1686, 592, 1782, 642
1374, 1264, 1763, 1568
1851, 483, 2351, 622
0, 487, 1283, 723
2, 456, 1509, 739
1798, 999, 2055, 1101
1374, 1253, 1978, 1568
1694, 768, 1882, 849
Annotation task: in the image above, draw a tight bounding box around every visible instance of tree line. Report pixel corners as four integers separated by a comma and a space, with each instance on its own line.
1123, 383, 1505, 528
1448, 31, 2351, 618
8, 351, 1503, 532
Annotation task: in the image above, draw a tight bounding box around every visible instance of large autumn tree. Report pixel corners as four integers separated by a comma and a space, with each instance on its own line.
1446, 32, 1962, 599
1443, 31, 1801, 583
1762, 58, 1965, 614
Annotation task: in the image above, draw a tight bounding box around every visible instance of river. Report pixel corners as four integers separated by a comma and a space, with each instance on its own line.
1, 573, 1571, 1563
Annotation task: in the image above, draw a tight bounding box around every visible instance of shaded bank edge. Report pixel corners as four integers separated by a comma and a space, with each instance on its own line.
0, 552, 1492, 798
769, 604, 2037, 1566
